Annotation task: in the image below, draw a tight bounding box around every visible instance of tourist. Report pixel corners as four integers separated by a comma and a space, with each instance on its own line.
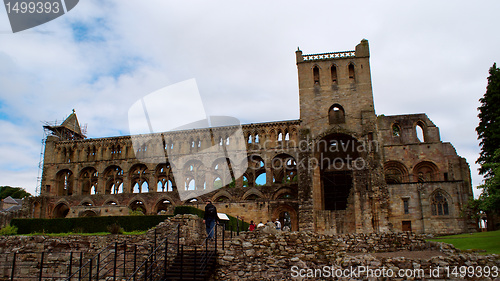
203, 200, 218, 239
275, 218, 281, 230
257, 221, 265, 228
249, 220, 256, 231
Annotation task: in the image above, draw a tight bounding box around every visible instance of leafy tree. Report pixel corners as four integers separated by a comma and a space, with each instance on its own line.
477, 63, 500, 176
0, 186, 32, 200
474, 63, 500, 228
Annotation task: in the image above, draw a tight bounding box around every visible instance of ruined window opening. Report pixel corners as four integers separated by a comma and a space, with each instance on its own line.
167, 180, 173, 192
392, 124, 401, 137
255, 173, 266, 186
313, 66, 320, 85
403, 198, 409, 214
197, 140, 201, 148
444, 172, 448, 181
243, 175, 249, 187
328, 104, 345, 124
431, 192, 449, 216
278, 132, 283, 142
331, 65, 337, 84
226, 137, 230, 145
285, 132, 290, 141
416, 122, 425, 142
248, 135, 252, 144
348, 63, 355, 82
323, 171, 352, 211
213, 177, 222, 189
186, 179, 195, 191
255, 134, 259, 143
219, 137, 223, 146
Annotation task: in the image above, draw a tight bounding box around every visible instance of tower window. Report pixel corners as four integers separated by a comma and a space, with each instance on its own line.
403, 198, 409, 214
392, 124, 401, 137
416, 121, 425, 142
348, 63, 355, 82
328, 104, 345, 124
313, 66, 320, 85
331, 65, 337, 84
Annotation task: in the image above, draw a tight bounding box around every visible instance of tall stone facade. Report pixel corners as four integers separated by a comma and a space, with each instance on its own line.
33, 40, 475, 235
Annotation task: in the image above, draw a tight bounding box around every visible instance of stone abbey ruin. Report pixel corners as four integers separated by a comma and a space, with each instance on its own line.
34, 40, 476, 235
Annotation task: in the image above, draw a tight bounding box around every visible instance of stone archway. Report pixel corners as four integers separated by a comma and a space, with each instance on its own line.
272, 205, 298, 231
79, 210, 98, 217
53, 203, 70, 218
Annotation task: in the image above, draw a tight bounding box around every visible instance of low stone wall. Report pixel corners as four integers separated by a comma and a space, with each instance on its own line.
0, 214, 204, 280
215, 228, 500, 280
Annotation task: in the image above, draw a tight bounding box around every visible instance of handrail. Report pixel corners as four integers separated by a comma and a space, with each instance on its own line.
126, 223, 180, 281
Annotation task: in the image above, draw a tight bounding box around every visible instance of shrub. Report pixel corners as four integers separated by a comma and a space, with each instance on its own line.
107, 224, 124, 234
11, 215, 172, 234
0, 224, 18, 235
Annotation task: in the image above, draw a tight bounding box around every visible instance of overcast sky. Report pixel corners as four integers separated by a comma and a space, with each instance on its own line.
0, 0, 498, 196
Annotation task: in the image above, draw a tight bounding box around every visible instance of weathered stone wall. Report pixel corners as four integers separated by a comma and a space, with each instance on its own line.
215, 228, 500, 280
0, 214, 204, 280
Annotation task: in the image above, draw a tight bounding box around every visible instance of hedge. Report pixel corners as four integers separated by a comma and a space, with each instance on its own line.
10, 215, 173, 234
174, 206, 249, 231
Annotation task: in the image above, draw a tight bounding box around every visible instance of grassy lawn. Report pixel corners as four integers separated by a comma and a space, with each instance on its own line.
427, 230, 500, 255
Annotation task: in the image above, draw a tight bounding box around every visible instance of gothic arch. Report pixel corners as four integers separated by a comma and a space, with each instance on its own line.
79, 197, 95, 206
56, 169, 74, 196
212, 189, 233, 203
79, 167, 98, 195
413, 161, 439, 182
271, 204, 298, 231
53, 201, 70, 218
103, 165, 123, 194
328, 104, 345, 124
430, 189, 452, 216
154, 196, 175, 215
242, 188, 265, 201
273, 187, 297, 200
384, 161, 409, 184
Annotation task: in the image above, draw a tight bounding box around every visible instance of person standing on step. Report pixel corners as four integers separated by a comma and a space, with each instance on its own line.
203, 200, 218, 239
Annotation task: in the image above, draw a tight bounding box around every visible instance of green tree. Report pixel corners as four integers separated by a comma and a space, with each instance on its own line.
0, 186, 32, 200
474, 63, 500, 229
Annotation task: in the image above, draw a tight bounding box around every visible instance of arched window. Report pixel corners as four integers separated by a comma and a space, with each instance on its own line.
313, 66, 320, 85
392, 124, 401, 137
328, 104, 345, 124
348, 63, 355, 82
431, 191, 449, 216
416, 121, 426, 142
331, 65, 337, 84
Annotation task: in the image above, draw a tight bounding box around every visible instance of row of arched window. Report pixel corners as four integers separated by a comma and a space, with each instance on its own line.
312, 63, 356, 85
384, 160, 444, 184
52, 154, 298, 196
391, 121, 428, 142
56, 125, 300, 163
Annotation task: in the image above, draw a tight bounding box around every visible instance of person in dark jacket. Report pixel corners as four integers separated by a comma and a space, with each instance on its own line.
203, 200, 218, 239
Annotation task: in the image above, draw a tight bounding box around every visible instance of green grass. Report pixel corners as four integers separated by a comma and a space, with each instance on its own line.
427, 230, 500, 255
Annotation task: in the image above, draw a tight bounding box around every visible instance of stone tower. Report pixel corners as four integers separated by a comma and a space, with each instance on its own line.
296, 39, 390, 233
